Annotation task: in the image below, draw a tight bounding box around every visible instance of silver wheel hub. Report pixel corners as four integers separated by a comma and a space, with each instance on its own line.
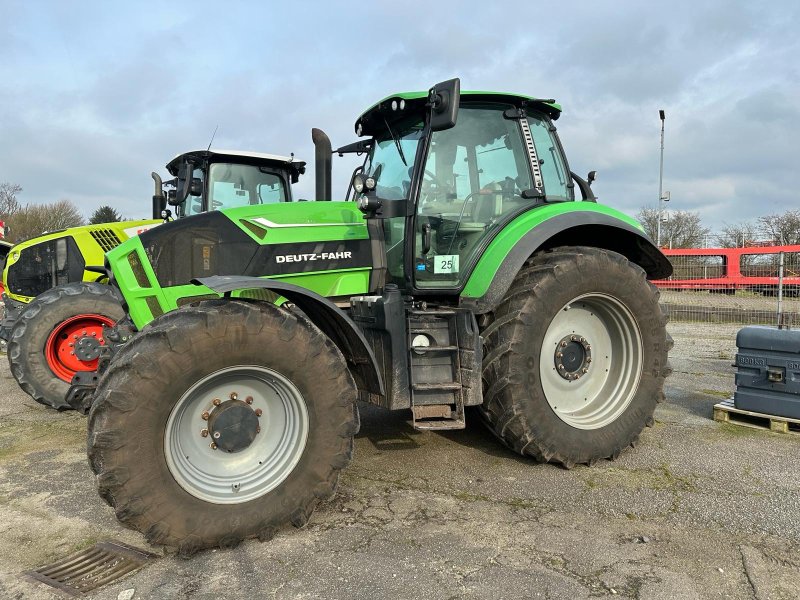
165, 366, 309, 504
539, 294, 643, 430
554, 334, 592, 381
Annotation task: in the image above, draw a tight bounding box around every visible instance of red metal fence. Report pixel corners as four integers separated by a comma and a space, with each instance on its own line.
655, 245, 800, 324
655, 245, 800, 293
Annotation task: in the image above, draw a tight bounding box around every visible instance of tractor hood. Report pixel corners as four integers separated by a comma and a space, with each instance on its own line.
106, 202, 372, 328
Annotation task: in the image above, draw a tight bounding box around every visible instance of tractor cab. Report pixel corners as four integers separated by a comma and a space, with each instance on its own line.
330, 80, 592, 294
155, 150, 306, 220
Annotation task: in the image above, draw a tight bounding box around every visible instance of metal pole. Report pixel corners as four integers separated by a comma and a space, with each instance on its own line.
777, 251, 785, 328
657, 110, 666, 247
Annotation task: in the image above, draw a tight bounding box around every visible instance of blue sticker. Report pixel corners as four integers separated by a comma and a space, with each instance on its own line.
416, 263, 426, 271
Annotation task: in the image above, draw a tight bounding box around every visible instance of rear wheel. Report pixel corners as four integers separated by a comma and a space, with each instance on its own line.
7, 282, 124, 410
87, 299, 359, 555
479, 247, 672, 467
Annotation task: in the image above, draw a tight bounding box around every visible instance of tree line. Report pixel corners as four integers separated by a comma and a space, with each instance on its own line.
636, 207, 800, 249
0, 182, 122, 243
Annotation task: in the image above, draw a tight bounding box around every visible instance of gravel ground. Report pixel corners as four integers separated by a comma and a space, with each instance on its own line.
0, 321, 798, 599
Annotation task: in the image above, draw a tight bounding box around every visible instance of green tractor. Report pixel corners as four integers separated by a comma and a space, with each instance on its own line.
4, 150, 305, 409
83, 79, 672, 555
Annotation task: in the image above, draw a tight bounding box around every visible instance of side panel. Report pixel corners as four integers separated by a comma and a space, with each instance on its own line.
108, 203, 373, 329
459, 203, 672, 313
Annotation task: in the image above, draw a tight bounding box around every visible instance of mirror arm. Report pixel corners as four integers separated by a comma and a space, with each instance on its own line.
570, 171, 597, 202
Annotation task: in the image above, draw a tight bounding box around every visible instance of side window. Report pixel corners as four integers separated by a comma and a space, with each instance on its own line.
183, 168, 205, 217
415, 105, 534, 288
528, 116, 572, 201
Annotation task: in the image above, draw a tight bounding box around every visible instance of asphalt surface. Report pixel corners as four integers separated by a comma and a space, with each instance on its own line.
0, 322, 798, 599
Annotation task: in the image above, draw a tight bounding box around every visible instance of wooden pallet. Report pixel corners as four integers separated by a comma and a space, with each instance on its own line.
713, 399, 800, 435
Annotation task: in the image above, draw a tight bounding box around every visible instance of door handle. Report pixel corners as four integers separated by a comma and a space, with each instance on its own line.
422, 223, 432, 255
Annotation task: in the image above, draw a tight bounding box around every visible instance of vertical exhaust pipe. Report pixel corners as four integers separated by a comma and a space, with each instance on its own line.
151, 172, 165, 219
312, 128, 332, 201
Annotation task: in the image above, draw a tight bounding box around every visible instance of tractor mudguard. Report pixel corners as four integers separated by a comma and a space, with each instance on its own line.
193, 275, 384, 396
460, 210, 673, 314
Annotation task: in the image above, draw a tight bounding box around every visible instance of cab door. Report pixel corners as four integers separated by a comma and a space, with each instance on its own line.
412, 103, 536, 290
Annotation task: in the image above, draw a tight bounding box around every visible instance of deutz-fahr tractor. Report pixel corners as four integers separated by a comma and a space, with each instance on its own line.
4, 149, 305, 409
85, 79, 673, 555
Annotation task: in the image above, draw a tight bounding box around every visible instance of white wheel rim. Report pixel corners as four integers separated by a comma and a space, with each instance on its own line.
539, 294, 643, 430
164, 366, 308, 504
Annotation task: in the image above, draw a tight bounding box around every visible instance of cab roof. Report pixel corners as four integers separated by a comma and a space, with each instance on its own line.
355, 90, 562, 136
166, 150, 306, 176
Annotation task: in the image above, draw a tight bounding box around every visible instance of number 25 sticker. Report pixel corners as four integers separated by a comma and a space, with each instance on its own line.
434, 255, 459, 274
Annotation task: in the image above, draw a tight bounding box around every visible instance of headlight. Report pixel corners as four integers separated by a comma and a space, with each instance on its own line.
365, 177, 376, 191
353, 175, 365, 194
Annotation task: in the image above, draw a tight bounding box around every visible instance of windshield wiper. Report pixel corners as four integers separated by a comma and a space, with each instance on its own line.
382, 116, 407, 167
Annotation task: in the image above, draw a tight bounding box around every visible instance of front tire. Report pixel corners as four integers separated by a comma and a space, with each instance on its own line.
87, 299, 359, 555
8, 282, 124, 410
479, 247, 672, 467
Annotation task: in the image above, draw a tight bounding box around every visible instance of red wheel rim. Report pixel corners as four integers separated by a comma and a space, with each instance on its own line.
44, 314, 116, 383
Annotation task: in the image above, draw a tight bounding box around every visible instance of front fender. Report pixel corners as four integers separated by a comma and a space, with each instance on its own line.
460, 204, 672, 314
194, 275, 384, 396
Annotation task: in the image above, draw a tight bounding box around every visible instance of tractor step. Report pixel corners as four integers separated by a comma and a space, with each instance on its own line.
412, 382, 462, 391
407, 308, 476, 430
411, 404, 466, 430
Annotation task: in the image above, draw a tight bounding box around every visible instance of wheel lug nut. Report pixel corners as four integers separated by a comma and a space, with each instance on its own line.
560, 341, 567, 348
582, 368, 589, 373
201, 411, 210, 420
255, 408, 263, 417
210, 442, 218, 450
212, 398, 221, 406
586, 358, 592, 364
557, 352, 563, 358
230, 392, 238, 401
200, 428, 209, 437
256, 426, 261, 433
245, 396, 253, 405
213, 431, 221, 439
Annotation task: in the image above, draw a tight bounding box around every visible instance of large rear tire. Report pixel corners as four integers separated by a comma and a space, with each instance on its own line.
87, 299, 359, 555
479, 247, 672, 467
8, 282, 124, 410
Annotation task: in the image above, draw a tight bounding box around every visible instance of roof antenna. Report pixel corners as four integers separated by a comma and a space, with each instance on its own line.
206, 125, 219, 152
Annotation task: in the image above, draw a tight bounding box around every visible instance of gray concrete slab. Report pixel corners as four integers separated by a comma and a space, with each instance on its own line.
0, 321, 798, 599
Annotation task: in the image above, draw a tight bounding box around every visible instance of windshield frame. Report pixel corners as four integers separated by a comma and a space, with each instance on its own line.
361, 114, 427, 206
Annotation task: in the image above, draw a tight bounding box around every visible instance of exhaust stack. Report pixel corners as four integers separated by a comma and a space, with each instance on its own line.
312, 128, 332, 201
151, 172, 165, 219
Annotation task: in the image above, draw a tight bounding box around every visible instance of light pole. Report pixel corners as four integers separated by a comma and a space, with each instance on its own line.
657, 109, 666, 247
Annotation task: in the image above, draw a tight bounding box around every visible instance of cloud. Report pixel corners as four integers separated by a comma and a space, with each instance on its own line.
0, 0, 797, 232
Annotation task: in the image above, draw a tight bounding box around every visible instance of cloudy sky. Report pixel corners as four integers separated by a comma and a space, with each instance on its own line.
1, 1, 797, 231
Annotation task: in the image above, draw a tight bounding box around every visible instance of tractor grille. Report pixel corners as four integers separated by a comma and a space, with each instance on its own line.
90, 229, 123, 252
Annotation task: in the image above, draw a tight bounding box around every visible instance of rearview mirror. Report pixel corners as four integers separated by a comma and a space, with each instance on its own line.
428, 78, 460, 132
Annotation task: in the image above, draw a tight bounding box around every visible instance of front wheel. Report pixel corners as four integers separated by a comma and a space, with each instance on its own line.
87, 299, 359, 555
480, 247, 672, 467
8, 282, 124, 410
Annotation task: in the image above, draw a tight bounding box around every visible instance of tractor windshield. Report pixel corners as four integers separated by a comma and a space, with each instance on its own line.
182, 163, 288, 216
363, 117, 425, 201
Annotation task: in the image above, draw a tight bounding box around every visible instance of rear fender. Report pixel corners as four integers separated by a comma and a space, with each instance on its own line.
194, 275, 384, 396
460, 210, 672, 314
